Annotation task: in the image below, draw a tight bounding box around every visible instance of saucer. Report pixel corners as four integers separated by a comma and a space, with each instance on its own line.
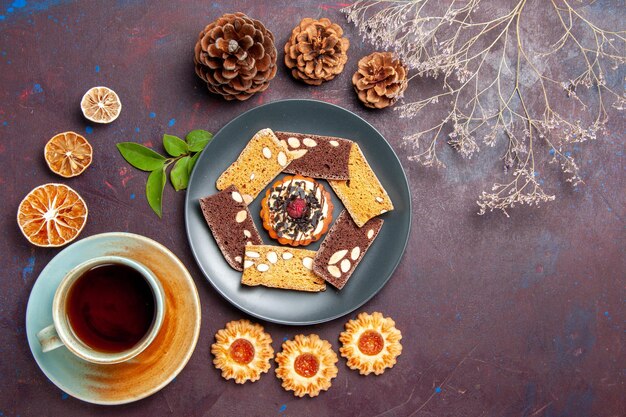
25, 232, 201, 405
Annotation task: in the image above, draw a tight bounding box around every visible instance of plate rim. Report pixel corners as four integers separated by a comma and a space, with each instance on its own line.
185, 98, 412, 325
25, 232, 202, 405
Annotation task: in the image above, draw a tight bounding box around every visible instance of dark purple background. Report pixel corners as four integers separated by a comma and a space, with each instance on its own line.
1, 1, 624, 416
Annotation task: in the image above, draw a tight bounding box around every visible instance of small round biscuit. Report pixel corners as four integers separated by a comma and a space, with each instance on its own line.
211, 319, 274, 384
275, 334, 338, 397
339, 312, 402, 375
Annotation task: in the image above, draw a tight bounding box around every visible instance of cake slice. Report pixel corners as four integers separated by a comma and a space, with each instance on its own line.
241, 245, 326, 292
275, 131, 353, 180
199, 185, 263, 271
329, 143, 393, 227
313, 210, 383, 290
216, 128, 294, 204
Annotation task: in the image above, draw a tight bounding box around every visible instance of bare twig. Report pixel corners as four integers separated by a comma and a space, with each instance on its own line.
343, 0, 625, 215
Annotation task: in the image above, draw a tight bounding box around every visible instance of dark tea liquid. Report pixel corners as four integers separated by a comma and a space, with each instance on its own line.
66, 263, 156, 353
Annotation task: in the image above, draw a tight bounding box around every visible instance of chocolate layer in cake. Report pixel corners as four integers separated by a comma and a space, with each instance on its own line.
276, 131, 352, 180
313, 210, 384, 289
199, 185, 263, 271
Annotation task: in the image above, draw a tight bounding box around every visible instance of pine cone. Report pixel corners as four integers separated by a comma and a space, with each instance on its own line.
194, 13, 277, 101
352, 52, 408, 109
284, 18, 350, 86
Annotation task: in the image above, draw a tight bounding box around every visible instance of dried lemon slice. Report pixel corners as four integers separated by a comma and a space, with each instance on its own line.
211, 319, 274, 384
80, 86, 122, 123
17, 183, 88, 247
44, 131, 93, 178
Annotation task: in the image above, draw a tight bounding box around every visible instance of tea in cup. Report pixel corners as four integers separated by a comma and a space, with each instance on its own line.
37, 256, 165, 364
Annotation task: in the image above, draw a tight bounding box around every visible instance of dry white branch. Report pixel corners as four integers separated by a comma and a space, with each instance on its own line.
343, 0, 625, 215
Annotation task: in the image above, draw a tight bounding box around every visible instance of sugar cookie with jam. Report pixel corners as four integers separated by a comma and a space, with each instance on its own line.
275, 334, 338, 397
211, 319, 274, 384
339, 312, 402, 375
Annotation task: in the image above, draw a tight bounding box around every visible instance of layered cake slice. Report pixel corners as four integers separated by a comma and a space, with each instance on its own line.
313, 210, 383, 290
216, 128, 294, 204
241, 245, 326, 292
329, 143, 393, 227
199, 185, 263, 271
275, 131, 353, 180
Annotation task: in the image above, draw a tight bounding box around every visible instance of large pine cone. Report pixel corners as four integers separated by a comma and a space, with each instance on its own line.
353, 52, 408, 109
284, 18, 350, 86
194, 13, 277, 101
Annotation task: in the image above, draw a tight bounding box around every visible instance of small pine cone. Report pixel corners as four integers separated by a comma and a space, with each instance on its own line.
352, 52, 408, 109
194, 12, 277, 101
284, 17, 350, 86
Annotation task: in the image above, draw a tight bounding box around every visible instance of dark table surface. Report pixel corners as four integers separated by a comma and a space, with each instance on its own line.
1, 1, 624, 416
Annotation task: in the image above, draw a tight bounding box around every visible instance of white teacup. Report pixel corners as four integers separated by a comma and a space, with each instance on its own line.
36, 256, 165, 365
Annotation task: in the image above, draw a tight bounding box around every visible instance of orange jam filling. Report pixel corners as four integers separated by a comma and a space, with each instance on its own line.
229, 338, 255, 365
358, 330, 384, 356
294, 353, 320, 378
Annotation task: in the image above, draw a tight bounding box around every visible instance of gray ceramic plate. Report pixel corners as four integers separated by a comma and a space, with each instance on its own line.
185, 99, 411, 325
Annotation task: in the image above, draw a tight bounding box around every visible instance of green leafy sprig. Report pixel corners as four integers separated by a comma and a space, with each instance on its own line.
116, 130, 213, 217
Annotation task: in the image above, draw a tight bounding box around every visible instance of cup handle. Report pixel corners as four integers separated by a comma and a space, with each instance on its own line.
37, 324, 65, 352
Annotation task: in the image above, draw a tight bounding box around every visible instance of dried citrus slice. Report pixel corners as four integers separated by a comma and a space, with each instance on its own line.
80, 86, 122, 123
44, 131, 93, 178
17, 183, 88, 247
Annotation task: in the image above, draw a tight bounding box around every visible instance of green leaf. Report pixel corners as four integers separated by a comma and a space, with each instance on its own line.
188, 152, 201, 176
170, 156, 190, 191
186, 130, 213, 152
163, 134, 188, 157
117, 142, 166, 171
146, 167, 166, 218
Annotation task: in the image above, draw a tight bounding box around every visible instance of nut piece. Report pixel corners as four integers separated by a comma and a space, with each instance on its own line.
243, 194, 253, 205
243, 260, 254, 269
351, 247, 361, 260
302, 257, 313, 270
245, 250, 260, 258
262, 147, 272, 159
257, 263, 270, 272
340, 259, 351, 273
243, 230, 252, 238
231, 191, 243, 203
329, 140, 339, 147
282, 252, 294, 260
289, 149, 308, 159
327, 265, 341, 278
234, 256, 242, 263
266, 251, 278, 264
375, 197, 384, 203
287, 137, 300, 148
367, 229, 375, 239
302, 138, 317, 147
235, 210, 247, 223
250, 173, 256, 181
277, 151, 287, 167
329, 249, 348, 265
